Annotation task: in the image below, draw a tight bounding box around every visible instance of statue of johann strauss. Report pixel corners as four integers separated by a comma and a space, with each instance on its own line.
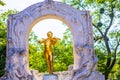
38, 31, 60, 74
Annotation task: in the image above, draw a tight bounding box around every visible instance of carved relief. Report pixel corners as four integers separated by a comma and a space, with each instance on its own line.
1, 0, 104, 80
73, 45, 99, 80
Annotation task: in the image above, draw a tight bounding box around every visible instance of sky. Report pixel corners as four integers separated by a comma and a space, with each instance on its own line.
0, 0, 61, 11
0, 0, 68, 39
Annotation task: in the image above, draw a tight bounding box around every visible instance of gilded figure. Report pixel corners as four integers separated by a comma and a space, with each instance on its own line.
38, 31, 60, 74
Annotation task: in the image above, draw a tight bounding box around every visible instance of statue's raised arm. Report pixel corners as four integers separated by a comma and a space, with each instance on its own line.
38, 38, 46, 44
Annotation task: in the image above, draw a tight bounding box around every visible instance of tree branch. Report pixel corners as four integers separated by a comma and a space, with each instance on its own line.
109, 38, 120, 70
93, 23, 111, 57
94, 36, 103, 42
104, 2, 115, 36
104, 2, 116, 72
92, 23, 104, 37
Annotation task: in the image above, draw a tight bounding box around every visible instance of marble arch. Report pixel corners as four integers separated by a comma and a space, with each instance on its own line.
1, 0, 104, 80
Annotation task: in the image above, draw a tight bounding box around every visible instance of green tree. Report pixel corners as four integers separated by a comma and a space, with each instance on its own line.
53, 28, 73, 71
63, 0, 120, 80
29, 31, 47, 72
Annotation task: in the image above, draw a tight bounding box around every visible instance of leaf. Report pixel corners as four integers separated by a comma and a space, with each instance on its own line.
0, 0, 5, 6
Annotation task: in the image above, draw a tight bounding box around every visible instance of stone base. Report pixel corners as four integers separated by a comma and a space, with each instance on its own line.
31, 70, 105, 80
43, 74, 58, 80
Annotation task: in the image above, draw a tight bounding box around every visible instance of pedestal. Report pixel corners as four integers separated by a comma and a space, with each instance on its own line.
43, 74, 58, 80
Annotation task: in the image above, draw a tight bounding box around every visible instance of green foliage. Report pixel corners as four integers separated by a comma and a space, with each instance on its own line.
0, 0, 5, 6
29, 31, 47, 72
53, 28, 73, 71
29, 48, 47, 72
95, 47, 106, 72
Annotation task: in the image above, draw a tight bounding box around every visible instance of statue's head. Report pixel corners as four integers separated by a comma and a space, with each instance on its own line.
47, 31, 53, 38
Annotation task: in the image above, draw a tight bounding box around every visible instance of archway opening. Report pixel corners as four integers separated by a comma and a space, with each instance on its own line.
28, 18, 73, 73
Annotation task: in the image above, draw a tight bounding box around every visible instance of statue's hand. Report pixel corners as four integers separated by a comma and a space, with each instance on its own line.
54, 37, 60, 40
38, 38, 45, 44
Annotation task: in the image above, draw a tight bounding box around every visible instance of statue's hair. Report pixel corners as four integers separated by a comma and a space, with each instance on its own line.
47, 31, 53, 36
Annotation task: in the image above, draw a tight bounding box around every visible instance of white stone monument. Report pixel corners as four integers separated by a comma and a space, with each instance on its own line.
0, 0, 105, 80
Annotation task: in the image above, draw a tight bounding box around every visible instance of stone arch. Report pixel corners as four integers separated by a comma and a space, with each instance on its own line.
27, 14, 72, 45
2, 0, 104, 80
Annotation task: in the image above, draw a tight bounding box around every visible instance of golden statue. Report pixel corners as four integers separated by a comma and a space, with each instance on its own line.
38, 31, 60, 74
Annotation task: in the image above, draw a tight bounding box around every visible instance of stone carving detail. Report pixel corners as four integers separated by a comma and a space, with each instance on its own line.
72, 45, 98, 80
1, 49, 34, 80
0, 0, 104, 80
